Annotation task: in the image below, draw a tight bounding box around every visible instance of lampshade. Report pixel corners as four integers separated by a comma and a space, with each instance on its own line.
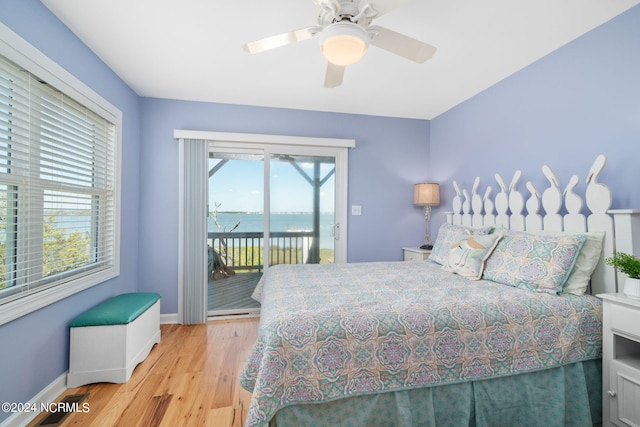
319, 22, 369, 66
414, 183, 440, 206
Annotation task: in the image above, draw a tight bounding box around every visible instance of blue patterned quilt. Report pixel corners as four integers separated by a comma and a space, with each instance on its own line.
239, 261, 602, 427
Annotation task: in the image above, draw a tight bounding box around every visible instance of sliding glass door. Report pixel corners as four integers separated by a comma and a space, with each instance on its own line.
207, 145, 346, 316
207, 150, 264, 315
269, 153, 336, 266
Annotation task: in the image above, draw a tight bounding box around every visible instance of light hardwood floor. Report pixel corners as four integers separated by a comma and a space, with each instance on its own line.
29, 319, 259, 427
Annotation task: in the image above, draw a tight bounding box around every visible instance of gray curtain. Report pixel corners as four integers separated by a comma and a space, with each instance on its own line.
179, 138, 208, 324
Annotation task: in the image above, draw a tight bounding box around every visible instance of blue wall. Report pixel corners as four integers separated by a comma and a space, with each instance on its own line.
429, 5, 640, 227
0, 1, 141, 422
138, 99, 431, 313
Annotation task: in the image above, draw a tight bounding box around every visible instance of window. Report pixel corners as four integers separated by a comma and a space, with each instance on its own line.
0, 24, 120, 325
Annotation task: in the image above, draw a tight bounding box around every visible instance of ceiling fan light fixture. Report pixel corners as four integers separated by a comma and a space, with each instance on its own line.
319, 22, 370, 66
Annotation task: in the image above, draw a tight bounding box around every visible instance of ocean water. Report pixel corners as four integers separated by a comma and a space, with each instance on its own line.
209, 212, 335, 248
48, 212, 336, 248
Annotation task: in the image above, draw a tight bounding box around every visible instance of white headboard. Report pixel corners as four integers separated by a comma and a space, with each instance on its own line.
445, 154, 634, 295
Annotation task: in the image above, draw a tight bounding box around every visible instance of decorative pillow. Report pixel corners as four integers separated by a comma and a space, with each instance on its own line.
443, 232, 504, 280
482, 232, 587, 294
429, 223, 493, 265
501, 230, 605, 295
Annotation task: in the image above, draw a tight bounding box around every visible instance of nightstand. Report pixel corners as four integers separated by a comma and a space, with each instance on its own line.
599, 293, 640, 427
402, 247, 431, 261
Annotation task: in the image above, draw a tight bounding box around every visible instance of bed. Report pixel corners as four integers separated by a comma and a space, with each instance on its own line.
240, 155, 622, 427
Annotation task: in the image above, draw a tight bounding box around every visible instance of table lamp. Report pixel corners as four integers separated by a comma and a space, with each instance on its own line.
414, 182, 440, 250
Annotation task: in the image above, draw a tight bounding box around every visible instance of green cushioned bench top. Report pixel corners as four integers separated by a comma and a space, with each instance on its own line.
69, 292, 161, 327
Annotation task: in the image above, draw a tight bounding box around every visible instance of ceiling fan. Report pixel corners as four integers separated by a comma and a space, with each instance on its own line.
242, 0, 437, 88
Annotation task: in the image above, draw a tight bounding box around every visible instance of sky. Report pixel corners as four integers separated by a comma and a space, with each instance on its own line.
208, 156, 335, 213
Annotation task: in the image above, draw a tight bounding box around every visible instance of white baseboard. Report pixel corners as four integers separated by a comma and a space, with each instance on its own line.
160, 311, 260, 324
0, 372, 67, 427
160, 313, 178, 324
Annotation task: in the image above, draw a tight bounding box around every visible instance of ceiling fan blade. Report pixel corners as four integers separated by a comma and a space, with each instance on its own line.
324, 62, 345, 88
369, 25, 436, 63
243, 26, 321, 54
362, 0, 410, 18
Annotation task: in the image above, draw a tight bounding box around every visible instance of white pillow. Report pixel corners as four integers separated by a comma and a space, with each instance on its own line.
562, 231, 605, 295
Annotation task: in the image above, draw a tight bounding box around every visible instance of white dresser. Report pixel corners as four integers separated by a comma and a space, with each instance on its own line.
599, 293, 640, 427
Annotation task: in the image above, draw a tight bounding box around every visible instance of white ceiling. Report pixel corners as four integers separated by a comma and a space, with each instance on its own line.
42, 0, 639, 120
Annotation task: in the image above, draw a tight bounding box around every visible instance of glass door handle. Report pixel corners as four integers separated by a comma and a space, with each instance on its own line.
333, 223, 340, 240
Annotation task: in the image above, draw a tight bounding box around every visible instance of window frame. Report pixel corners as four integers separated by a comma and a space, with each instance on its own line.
0, 23, 122, 325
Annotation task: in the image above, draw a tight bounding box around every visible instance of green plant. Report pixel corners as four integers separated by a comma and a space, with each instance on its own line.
605, 252, 640, 279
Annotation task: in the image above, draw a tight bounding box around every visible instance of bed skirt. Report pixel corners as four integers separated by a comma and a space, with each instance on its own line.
270, 359, 602, 427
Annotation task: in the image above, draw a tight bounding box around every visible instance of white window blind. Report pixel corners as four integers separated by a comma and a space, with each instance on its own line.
0, 52, 117, 306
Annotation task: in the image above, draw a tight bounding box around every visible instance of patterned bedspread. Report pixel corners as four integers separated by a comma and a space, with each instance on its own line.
239, 261, 602, 427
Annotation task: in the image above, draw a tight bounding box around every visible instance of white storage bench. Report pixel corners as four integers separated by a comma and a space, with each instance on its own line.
67, 292, 161, 388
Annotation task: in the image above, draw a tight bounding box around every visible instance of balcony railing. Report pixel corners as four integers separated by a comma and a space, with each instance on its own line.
208, 231, 319, 272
